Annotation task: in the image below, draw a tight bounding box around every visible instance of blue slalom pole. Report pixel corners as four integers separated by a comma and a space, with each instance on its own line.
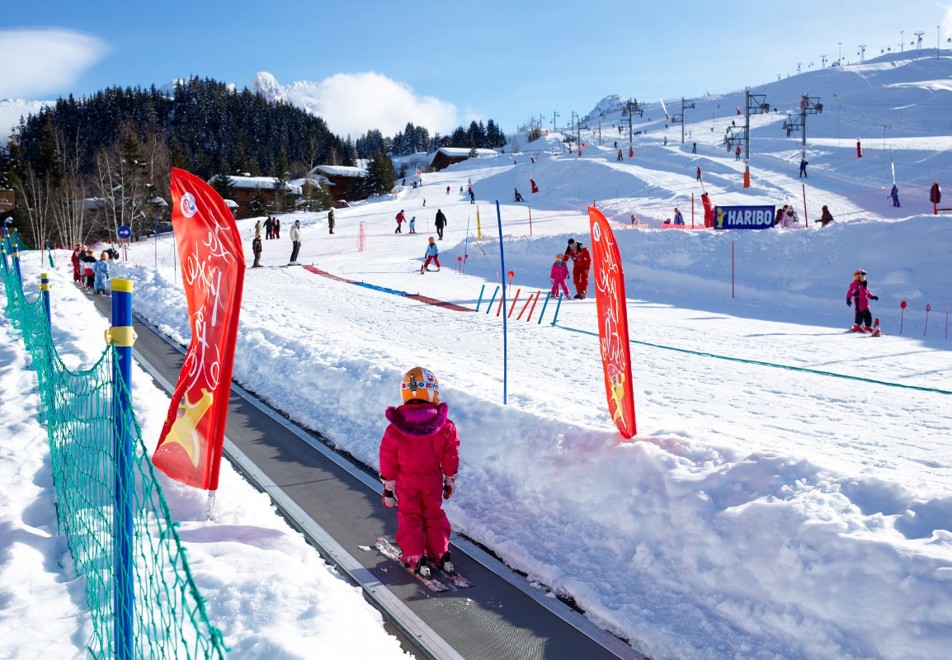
551, 293, 564, 326
109, 279, 135, 660
40, 272, 51, 331
475, 283, 486, 312
495, 201, 507, 405
537, 291, 552, 324
486, 285, 499, 314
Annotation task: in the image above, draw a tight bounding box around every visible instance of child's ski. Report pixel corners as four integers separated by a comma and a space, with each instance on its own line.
435, 565, 474, 589
374, 537, 449, 592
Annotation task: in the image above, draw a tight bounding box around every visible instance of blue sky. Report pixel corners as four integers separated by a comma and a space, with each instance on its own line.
3, 1, 952, 139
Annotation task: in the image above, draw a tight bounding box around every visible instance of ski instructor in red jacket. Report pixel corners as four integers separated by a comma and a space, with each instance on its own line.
569, 241, 592, 299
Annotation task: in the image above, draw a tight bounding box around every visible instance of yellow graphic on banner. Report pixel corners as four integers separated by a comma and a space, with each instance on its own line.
164, 388, 214, 467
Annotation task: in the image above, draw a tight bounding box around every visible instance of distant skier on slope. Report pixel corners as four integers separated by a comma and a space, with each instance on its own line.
379, 367, 460, 578
890, 185, 901, 208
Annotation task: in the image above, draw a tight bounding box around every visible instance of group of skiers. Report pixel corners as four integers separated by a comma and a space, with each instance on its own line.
70, 245, 112, 294
262, 216, 281, 239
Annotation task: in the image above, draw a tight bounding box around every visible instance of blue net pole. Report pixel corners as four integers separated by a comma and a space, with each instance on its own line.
110, 278, 135, 659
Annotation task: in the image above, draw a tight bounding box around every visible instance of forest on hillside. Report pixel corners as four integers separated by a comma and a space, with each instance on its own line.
0, 76, 508, 249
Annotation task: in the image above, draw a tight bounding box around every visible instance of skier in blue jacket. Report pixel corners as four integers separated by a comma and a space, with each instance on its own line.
420, 236, 441, 273
93, 251, 111, 294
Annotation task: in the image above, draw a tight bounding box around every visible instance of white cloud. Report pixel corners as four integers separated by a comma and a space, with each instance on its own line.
0, 29, 106, 99
279, 72, 459, 138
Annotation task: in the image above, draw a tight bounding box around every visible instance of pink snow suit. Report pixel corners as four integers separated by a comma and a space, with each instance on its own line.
846, 280, 872, 311
379, 402, 460, 564
550, 260, 569, 297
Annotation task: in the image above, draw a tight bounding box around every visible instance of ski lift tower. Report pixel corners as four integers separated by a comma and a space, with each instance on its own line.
622, 99, 644, 152
670, 97, 696, 144
731, 87, 770, 188
781, 92, 823, 147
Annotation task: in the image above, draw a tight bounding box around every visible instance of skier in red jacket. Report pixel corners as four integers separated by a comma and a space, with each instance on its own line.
569, 241, 592, 299
379, 367, 460, 577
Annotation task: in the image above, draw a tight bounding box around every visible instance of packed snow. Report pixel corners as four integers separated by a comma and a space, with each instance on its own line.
2, 52, 952, 659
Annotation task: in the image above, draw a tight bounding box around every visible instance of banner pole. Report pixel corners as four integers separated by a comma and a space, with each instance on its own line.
109, 278, 136, 660
495, 201, 508, 405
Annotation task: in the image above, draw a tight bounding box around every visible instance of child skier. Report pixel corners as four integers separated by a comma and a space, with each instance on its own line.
252, 231, 262, 268
92, 251, 111, 294
846, 268, 879, 332
379, 367, 460, 577
420, 236, 440, 273
550, 253, 569, 298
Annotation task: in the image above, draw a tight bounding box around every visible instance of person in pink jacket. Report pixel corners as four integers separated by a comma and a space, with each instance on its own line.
550, 253, 570, 298
379, 367, 460, 577
846, 268, 878, 331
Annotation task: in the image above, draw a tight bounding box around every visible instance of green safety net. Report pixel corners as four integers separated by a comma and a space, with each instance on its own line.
1, 235, 227, 658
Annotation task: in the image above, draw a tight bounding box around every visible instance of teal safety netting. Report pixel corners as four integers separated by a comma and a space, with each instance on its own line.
1, 235, 227, 658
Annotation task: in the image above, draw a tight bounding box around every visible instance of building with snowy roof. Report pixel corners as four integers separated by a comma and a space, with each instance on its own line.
428, 147, 498, 172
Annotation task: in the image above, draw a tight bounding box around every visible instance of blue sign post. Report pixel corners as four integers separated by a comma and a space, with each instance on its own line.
713, 205, 776, 230
117, 224, 132, 240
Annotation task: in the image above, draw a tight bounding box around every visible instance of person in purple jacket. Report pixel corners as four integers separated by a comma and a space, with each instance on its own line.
846, 268, 878, 331
550, 253, 570, 298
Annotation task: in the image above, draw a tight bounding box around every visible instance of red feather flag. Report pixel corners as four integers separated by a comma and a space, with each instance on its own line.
588, 207, 636, 438
152, 168, 246, 490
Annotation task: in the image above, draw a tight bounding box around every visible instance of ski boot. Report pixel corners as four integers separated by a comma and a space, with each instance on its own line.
405, 555, 430, 578
437, 551, 456, 577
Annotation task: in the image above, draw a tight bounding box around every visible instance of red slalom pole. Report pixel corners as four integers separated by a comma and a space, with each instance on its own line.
899, 300, 907, 335
507, 288, 522, 318
526, 291, 541, 322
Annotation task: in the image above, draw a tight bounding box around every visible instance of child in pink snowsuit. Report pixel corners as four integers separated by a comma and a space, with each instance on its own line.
550, 253, 570, 297
379, 367, 460, 577
846, 268, 878, 330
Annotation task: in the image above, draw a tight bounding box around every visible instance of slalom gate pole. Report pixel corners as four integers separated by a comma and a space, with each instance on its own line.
475, 283, 486, 312
924, 304, 931, 336
802, 183, 809, 227
508, 288, 522, 318
537, 291, 552, 324
516, 291, 533, 320
40, 272, 52, 331
496, 291, 505, 316
551, 292, 564, 325
528, 205, 533, 236
496, 201, 508, 405
1, 242, 8, 274
109, 278, 136, 660
486, 285, 499, 314
526, 291, 541, 322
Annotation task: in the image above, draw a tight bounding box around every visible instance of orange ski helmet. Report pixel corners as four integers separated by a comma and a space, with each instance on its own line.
401, 367, 440, 404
